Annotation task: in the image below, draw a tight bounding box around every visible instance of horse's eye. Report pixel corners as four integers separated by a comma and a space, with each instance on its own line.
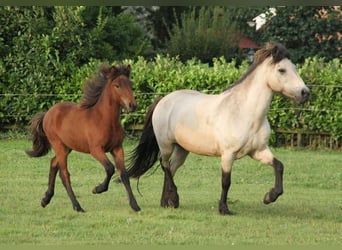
114, 84, 120, 89
278, 68, 286, 74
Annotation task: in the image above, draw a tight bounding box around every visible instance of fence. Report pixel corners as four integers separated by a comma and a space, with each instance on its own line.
1, 88, 341, 150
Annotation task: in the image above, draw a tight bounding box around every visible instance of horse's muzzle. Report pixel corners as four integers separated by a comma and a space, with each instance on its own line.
127, 102, 137, 112
300, 87, 310, 104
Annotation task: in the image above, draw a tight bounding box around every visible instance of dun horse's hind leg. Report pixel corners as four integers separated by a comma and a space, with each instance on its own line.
159, 145, 181, 208
161, 165, 179, 208
41, 156, 59, 208
251, 147, 284, 204
161, 144, 189, 208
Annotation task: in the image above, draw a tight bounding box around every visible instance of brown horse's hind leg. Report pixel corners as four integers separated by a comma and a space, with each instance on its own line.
59, 164, 84, 212
111, 147, 140, 212
41, 156, 59, 208
55, 149, 84, 212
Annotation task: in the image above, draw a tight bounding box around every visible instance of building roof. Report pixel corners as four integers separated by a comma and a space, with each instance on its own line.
238, 35, 260, 49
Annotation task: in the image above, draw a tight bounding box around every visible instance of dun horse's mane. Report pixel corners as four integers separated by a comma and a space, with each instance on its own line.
80, 63, 131, 109
225, 43, 290, 90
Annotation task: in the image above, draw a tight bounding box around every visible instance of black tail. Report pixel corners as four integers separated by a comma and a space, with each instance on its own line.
26, 113, 51, 157
126, 98, 162, 178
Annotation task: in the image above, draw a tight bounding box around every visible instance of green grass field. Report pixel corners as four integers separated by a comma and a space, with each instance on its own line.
0, 137, 341, 246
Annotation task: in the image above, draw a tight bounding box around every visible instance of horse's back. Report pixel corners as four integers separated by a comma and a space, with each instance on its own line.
152, 89, 270, 157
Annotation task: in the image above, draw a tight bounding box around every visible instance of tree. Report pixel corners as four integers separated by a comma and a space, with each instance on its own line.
259, 6, 342, 63
165, 6, 239, 64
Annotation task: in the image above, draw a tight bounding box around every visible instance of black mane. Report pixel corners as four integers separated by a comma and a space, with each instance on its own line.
80, 63, 131, 109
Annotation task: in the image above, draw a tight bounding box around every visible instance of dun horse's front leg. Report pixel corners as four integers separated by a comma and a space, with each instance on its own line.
219, 153, 234, 215
251, 148, 284, 204
263, 158, 284, 204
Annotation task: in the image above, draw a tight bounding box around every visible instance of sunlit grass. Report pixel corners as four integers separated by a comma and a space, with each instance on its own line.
0, 138, 341, 246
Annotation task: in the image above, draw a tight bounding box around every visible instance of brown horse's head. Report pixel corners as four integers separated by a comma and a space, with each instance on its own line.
108, 65, 137, 112
81, 64, 137, 112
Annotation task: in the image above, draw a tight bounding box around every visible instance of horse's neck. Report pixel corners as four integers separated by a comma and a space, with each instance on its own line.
225, 65, 274, 122
95, 87, 121, 123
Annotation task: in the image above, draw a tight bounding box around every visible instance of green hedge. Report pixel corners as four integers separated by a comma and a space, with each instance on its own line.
1, 55, 341, 142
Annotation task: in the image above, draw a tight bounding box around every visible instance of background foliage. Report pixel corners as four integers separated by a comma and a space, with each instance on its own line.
0, 6, 341, 146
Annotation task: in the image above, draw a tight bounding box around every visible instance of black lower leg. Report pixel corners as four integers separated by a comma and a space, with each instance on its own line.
41, 157, 59, 208
120, 169, 141, 212
59, 170, 84, 212
219, 171, 233, 215
264, 158, 284, 204
160, 166, 179, 208
92, 160, 115, 194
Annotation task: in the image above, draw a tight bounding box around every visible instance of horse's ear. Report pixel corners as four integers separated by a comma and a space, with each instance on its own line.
271, 43, 289, 63
125, 64, 131, 77
271, 44, 280, 59
110, 66, 117, 74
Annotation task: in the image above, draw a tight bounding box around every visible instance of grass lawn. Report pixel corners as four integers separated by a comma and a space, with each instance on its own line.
0, 137, 341, 246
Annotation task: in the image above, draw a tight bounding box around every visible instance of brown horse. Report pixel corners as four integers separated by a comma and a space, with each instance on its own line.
26, 63, 140, 212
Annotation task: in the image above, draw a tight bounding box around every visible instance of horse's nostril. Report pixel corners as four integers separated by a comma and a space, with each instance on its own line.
129, 102, 137, 111
301, 89, 310, 98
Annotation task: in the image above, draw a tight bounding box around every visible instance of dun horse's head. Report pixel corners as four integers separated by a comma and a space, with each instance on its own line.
259, 43, 310, 104
109, 65, 137, 112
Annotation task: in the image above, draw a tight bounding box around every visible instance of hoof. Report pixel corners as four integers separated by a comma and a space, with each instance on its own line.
41, 200, 48, 208
74, 205, 85, 213
218, 201, 233, 215
132, 204, 141, 212
161, 197, 179, 208
219, 207, 234, 215
92, 185, 108, 194
263, 189, 283, 204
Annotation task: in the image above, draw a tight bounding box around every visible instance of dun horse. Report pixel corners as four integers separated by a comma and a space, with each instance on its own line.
127, 43, 310, 215
26, 64, 140, 212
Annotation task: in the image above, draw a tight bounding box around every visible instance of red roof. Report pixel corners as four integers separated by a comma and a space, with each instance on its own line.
238, 35, 260, 49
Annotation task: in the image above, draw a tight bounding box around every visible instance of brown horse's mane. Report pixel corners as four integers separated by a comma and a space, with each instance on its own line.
80, 63, 131, 109
225, 43, 290, 91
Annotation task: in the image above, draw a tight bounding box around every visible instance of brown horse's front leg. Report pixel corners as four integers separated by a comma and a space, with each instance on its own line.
92, 160, 115, 194
112, 147, 141, 212
263, 158, 284, 204
90, 148, 115, 194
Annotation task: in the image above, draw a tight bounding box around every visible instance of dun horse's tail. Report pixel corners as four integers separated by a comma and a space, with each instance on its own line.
26, 113, 51, 157
126, 98, 162, 178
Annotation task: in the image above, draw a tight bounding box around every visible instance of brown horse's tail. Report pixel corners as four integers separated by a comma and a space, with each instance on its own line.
26, 113, 51, 157
126, 97, 162, 178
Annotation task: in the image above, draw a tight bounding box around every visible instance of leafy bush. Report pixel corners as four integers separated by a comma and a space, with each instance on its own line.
165, 7, 239, 64
1, 54, 341, 143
